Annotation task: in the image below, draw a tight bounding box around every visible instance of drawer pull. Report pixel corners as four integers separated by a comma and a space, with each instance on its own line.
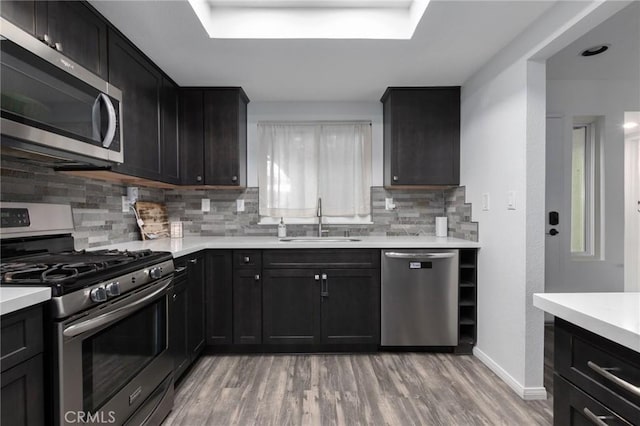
587, 361, 640, 397
583, 408, 616, 426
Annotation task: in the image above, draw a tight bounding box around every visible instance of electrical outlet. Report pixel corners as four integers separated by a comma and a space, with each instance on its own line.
385, 197, 396, 210
121, 196, 130, 213
482, 193, 490, 211
201, 198, 210, 212
236, 199, 245, 212
507, 191, 517, 210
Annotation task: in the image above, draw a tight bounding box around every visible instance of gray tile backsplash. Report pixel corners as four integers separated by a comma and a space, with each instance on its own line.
1, 160, 478, 248
0, 159, 163, 249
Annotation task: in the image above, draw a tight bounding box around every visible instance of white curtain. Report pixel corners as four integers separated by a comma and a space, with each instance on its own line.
258, 122, 371, 218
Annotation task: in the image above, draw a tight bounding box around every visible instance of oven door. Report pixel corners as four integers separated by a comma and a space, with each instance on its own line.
55, 278, 173, 426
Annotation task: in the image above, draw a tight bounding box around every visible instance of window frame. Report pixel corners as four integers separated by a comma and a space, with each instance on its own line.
570, 120, 601, 260
257, 120, 373, 225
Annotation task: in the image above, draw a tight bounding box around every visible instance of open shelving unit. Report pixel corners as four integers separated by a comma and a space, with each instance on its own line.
456, 249, 478, 354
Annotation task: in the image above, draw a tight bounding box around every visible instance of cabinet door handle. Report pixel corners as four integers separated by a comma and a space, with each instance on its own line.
40, 33, 53, 47
314, 275, 320, 281
196, 175, 202, 182
393, 175, 399, 182
231, 175, 238, 183
244, 256, 250, 263
321, 273, 329, 297
582, 408, 615, 426
254, 274, 260, 281
173, 294, 177, 301
54, 42, 63, 52
189, 258, 198, 264
587, 361, 640, 397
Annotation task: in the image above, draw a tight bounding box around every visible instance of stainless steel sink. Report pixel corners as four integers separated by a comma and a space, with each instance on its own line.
279, 237, 361, 242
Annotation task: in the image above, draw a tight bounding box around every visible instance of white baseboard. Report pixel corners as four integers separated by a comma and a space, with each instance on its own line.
473, 347, 548, 400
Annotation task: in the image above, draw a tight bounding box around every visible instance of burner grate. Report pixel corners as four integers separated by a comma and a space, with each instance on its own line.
0, 249, 160, 287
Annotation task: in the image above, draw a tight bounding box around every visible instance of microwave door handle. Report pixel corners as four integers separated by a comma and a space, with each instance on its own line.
91, 94, 101, 142
100, 93, 117, 149
91, 93, 117, 149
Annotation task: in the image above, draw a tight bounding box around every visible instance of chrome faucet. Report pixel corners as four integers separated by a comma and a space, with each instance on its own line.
317, 197, 323, 237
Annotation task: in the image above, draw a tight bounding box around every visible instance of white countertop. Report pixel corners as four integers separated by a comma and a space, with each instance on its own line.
533, 292, 640, 353
90, 235, 480, 258
0, 287, 51, 316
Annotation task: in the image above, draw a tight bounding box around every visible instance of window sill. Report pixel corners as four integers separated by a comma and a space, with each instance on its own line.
258, 217, 373, 226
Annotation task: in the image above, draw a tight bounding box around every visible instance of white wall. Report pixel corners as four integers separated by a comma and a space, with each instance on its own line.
247, 102, 383, 187
546, 79, 640, 292
459, 0, 630, 399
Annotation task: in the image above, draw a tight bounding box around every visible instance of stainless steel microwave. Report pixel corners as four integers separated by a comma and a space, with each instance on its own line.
0, 18, 123, 166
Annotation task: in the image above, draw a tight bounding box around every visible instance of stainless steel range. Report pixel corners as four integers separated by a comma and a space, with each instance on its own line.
0, 202, 175, 426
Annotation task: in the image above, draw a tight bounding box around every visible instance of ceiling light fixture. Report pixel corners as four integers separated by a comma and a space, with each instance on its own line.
188, 0, 430, 39
623, 122, 638, 129
580, 44, 610, 57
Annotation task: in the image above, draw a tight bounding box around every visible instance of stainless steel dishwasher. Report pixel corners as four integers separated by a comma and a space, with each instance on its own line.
381, 249, 459, 346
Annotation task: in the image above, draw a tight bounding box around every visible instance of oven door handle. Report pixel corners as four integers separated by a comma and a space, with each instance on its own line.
63, 281, 170, 338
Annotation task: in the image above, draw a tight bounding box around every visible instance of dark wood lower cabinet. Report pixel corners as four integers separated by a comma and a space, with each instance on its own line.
233, 269, 262, 344
0, 354, 45, 426
262, 269, 321, 345
553, 318, 640, 425
173, 252, 206, 381
320, 269, 380, 345
170, 274, 189, 381
0, 305, 45, 426
262, 259, 380, 348
199, 249, 381, 352
206, 251, 233, 345
187, 252, 206, 358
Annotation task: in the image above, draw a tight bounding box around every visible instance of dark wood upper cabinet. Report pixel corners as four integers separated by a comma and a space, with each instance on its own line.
179, 88, 249, 186
0, 1, 42, 35
108, 29, 162, 181
179, 89, 205, 185
1, 1, 108, 79
161, 77, 180, 184
204, 89, 248, 186
381, 87, 460, 186
45, 1, 108, 79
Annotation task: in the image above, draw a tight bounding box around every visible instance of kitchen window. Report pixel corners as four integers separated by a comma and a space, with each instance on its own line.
258, 121, 372, 224
570, 121, 601, 257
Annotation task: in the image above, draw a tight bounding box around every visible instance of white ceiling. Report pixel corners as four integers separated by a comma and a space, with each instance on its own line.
547, 1, 640, 81
90, 0, 556, 101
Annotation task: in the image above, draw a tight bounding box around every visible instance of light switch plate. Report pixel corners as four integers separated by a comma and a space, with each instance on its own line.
482, 193, 490, 211
507, 191, 517, 210
236, 199, 245, 212
201, 198, 210, 212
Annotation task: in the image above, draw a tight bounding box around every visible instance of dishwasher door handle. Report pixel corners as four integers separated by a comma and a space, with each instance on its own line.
384, 252, 456, 260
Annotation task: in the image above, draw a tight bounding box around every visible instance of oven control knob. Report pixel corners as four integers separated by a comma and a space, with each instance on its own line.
90, 286, 107, 303
106, 282, 121, 297
149, 267, 162, 279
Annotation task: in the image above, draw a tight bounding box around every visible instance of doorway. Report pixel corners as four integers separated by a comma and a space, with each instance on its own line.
624, 111, 640, 291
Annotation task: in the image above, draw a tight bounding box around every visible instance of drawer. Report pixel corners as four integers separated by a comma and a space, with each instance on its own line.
1, 304, 44, 372
263, 249, 380, 269
555, 319, 640, 421
554, 374, 636, 426
234, 250, 262, 269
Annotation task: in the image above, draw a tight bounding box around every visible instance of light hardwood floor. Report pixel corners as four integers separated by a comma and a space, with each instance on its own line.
164, 353, 552, 425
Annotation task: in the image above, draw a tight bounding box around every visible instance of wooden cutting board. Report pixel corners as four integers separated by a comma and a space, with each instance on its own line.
134, 201, 170, 240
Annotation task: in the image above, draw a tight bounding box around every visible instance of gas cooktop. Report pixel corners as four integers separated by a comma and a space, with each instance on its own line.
0, 249, 173, 296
